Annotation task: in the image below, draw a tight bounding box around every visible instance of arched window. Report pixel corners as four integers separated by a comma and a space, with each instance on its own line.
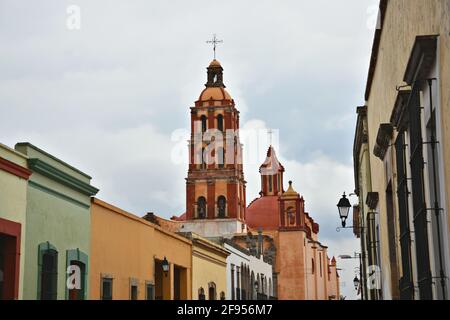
208, 282, 216, 300
268, 176, 273, 193
217, 196, 226, 218
217, 114, 224, 132
198, 287, 205, 300
217, 147, 225, 168
220, 291, 225, 300
287, 207, 295, 226
201, 147, 206, 169
311, 258, 315, 274
197, 197, 207, 219
201, 115, 207, 133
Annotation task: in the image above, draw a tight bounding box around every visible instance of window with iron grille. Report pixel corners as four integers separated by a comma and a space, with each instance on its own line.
396, 129, 415, 300
408, 84, 433, 299
40, 249, 58, 300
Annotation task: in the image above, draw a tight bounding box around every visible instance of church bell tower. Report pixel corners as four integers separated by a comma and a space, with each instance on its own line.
184, 59, 247, 233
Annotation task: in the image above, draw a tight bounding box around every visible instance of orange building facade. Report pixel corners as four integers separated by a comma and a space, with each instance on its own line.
90, 198, 192, 300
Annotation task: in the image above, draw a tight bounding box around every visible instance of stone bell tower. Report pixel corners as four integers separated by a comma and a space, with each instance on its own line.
182, 59, 247, 237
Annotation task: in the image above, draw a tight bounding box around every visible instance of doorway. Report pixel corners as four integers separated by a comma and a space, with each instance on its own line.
0, 218, 21, 300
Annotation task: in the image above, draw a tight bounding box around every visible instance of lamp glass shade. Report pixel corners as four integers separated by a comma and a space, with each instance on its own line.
353, 276, 360, 290
337, 194, 351, 219
162, 257, 169, 273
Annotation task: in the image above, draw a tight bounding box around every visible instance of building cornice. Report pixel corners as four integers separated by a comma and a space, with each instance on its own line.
0, 157, 32, 180
364, 0, 388, 101
353, 106, 368, 195
28, 158, 98, 196
15, 142, 92, 179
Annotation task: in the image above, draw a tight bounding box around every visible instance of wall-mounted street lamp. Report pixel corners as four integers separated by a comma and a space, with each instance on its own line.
336, 192, 365, 232
337, 192, 352, 227
162, 256, 169, 277
340, 253, 364, 300
353, 276, 360, 291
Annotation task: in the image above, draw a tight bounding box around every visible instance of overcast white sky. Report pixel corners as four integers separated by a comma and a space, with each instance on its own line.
0, 0, 380, 300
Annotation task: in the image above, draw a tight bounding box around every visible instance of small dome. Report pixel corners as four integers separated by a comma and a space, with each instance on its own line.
282, 181, 298, 197
198, 87, 232, 102
209, 59, 222, 67
246, 196, 280, 230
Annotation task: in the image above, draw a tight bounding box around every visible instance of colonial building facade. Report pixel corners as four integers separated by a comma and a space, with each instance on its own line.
15, 143, 98, 300
352, 0, 450, 300
0, 143, 31, 300
90, 199, 192, 300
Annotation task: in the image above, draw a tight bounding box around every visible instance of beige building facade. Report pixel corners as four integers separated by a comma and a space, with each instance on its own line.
353, 0, 450, 300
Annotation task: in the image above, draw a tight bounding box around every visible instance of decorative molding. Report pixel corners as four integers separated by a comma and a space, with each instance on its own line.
366, 192, 379, 210
390, 88, 411, 130
404, 35, 437, 85
373, 123, 393, 160
29, 180, 90, 209
364, 0, 388, 101
0, 157, 32, 180
28, 158, 98, 196
353, 106, 368, 196
15, 142, 92, 179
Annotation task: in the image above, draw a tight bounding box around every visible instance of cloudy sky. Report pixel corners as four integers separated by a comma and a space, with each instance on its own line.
0, 0, 379, 299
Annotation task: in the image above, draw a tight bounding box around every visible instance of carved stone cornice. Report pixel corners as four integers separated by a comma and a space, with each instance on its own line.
366, 192, 379, 210
373, 123, 393, 160
353, 105, 368, 196
390, 87, 411, 131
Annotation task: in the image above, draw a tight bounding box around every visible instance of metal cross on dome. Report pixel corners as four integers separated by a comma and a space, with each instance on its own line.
268, 129, 273, 146
206, 34, 223, 60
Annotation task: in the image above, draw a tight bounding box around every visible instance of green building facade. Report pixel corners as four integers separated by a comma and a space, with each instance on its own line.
15, 143, 98, 300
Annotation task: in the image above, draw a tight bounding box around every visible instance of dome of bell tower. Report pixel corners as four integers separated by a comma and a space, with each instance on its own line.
195, 59, 233, 105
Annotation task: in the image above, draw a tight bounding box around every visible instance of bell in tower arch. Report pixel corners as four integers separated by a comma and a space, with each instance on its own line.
206, 59, 225, 88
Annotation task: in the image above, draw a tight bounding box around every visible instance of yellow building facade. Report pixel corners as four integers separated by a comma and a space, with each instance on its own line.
353, 0, 450, 300
181, 233, 229, 300
90, 198, 192, 300
0, 143, 31, 300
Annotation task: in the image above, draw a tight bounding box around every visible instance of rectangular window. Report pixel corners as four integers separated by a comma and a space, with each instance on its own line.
130, 285, 138, 300
40, 249, 58, 300
146, 283, 154, 300
101, 277, 113, 300
319, 253, 322, 277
